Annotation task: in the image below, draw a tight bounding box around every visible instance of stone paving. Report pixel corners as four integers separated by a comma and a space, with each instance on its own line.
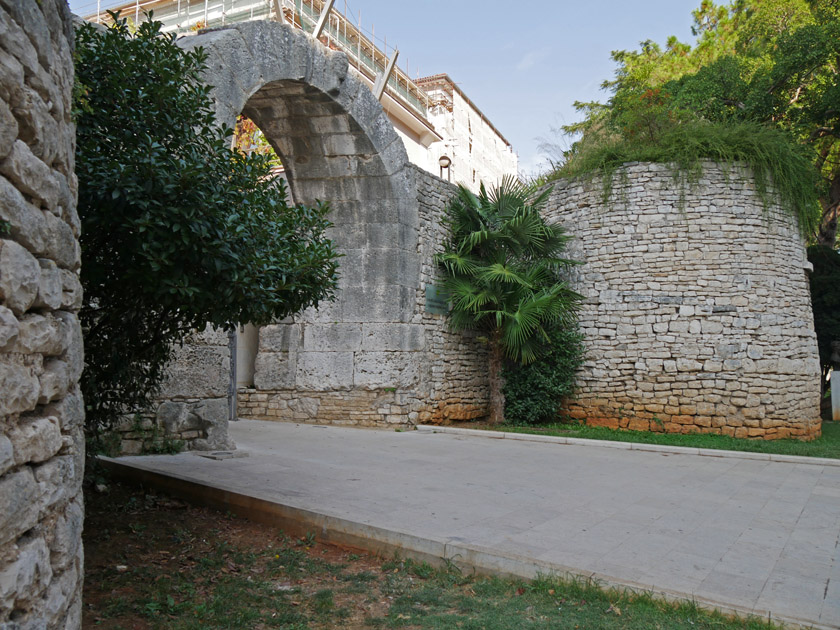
106, 420, 840, 629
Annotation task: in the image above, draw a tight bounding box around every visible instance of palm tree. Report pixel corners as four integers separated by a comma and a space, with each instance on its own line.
435, 177, 583, 424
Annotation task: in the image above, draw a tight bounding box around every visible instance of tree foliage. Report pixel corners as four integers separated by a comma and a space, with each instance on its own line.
435, 178, 582, 424
807, 245, 840, 389
75, 16, 340, 432
553, 0, 839, 246
502, 324, 585, 426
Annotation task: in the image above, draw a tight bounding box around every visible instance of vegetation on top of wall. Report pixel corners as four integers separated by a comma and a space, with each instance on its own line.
75, 15, 340, 436
545, 118, 822, 236
435, 177, 583, 425
541, 0, 838, 246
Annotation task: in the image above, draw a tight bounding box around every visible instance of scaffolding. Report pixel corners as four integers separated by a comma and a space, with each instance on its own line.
80, 0, 431, 119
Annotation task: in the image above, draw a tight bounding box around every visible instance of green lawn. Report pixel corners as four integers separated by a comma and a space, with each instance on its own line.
477, 420, 840, 459
85, 482, 787, 629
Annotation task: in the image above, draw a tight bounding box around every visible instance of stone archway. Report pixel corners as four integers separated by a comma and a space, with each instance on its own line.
172, 21, 489, 426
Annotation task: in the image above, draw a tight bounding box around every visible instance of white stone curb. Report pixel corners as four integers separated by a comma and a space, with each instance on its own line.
416, 425, 840, 467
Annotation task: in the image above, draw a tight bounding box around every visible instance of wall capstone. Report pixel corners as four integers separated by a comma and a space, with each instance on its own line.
0, 0, 85, 627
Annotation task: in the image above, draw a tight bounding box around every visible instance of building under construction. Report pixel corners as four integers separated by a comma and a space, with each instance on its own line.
80, 0, 519, 189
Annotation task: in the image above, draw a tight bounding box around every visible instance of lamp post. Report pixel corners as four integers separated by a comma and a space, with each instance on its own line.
438, 154, 451, 182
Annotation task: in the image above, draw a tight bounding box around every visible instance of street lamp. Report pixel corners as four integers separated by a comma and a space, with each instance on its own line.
439, 154, 451, 182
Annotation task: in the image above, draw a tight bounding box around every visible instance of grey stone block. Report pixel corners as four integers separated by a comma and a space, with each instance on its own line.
0, 536, 52, 612
302, 323, 362, 352
158, 345, 230, 399
0, 469, 39, 547
354, 351, 420, 389
361, 324, 425, 351
342, 285, 415, 323
295, 351, 353, 390
0, 359, 39, 416
0, 140, 61, 211
0, 305, 19, 349
8, 416, 62, 465
253, 351, 297, 390
0, 238, 40, 314
259, 324, 301, 352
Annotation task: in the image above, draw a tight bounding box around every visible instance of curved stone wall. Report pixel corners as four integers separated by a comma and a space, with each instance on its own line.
0, 0, 84, 626
545, 162, 821, 439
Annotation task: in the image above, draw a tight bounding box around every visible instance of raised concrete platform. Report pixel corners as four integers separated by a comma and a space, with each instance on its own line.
102, 420, 840, 629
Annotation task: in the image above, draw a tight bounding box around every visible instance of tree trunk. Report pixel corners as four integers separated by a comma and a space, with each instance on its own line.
817, 175, 839, 247
488, 336, 505, 425
817, 202, 838, 247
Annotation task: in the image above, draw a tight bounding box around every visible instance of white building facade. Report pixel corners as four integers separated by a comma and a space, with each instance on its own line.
82, 0, 518, 190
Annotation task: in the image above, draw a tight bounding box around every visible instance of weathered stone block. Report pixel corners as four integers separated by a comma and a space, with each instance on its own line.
37, 358, 71, 404
9, 416, 62, 465
158, 345, 229, 399
0, 436, 13, 476
31, 258, 61, 310
259, 324, 301, 352
360, 323, 425, 351
295, 351, 354, 390
0, 304, 19, 348
302, 323, 361, 352
253, 352, 296, 390
354, 352, 420, 389
0, 139, 61, 210
0, 359, 39, 416
0, 237, 40, 314
156, 401, 195, 434
0, 469, 39, 546
0, 536, 52, 612
13, 313, 64, 355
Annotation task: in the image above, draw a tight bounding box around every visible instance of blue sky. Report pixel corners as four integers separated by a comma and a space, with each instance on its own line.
68, 0, 703, 176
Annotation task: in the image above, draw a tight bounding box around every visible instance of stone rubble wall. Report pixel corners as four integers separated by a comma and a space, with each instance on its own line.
238, 165, 490, 425
0, 0, 85, 627
544, 162, 821, 439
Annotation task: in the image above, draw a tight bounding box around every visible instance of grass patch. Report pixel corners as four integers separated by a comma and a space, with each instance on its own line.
85, 480, 790, 629
475, 420, 840, 459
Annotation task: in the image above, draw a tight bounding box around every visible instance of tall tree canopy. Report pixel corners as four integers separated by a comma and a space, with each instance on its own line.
75, 17, 340, 433
561, 0, 839, 247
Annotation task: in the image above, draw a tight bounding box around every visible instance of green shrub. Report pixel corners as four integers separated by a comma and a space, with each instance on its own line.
502, 325, 585, 425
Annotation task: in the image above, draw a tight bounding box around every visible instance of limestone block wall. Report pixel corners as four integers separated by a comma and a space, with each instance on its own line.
0, 0, 85, 626
110, 327, 234, 453
545, 162, 821, 439
238, 165, 490, 425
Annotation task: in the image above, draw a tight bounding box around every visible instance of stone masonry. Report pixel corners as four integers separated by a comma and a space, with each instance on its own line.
544, 162, 822, 439
170, 21, 489, 428
238, 165, 489, 425
0, 0, 85, 627
110, 326, 234, 453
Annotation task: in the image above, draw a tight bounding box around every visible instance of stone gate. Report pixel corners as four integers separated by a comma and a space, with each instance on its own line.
145, 20, 490, 447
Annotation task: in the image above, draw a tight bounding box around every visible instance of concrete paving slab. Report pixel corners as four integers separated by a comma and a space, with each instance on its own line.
103, 420, 840, 630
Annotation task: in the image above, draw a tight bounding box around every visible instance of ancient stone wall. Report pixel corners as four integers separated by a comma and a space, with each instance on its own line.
545, 162, 821, 439
0, 0, 85, 626
238, 165, 490, 425
109, 327, 234, 453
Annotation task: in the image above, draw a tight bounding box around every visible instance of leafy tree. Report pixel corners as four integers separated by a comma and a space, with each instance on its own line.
75, 16, 339, 433
435, 178, 582, 424
807, 245, 840, 394
558, 0, 839, 246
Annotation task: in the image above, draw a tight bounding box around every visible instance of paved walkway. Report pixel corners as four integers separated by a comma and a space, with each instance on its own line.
106, 420, 840, 629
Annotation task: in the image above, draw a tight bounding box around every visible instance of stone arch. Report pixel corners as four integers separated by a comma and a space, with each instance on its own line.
180, 21, 427, 411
